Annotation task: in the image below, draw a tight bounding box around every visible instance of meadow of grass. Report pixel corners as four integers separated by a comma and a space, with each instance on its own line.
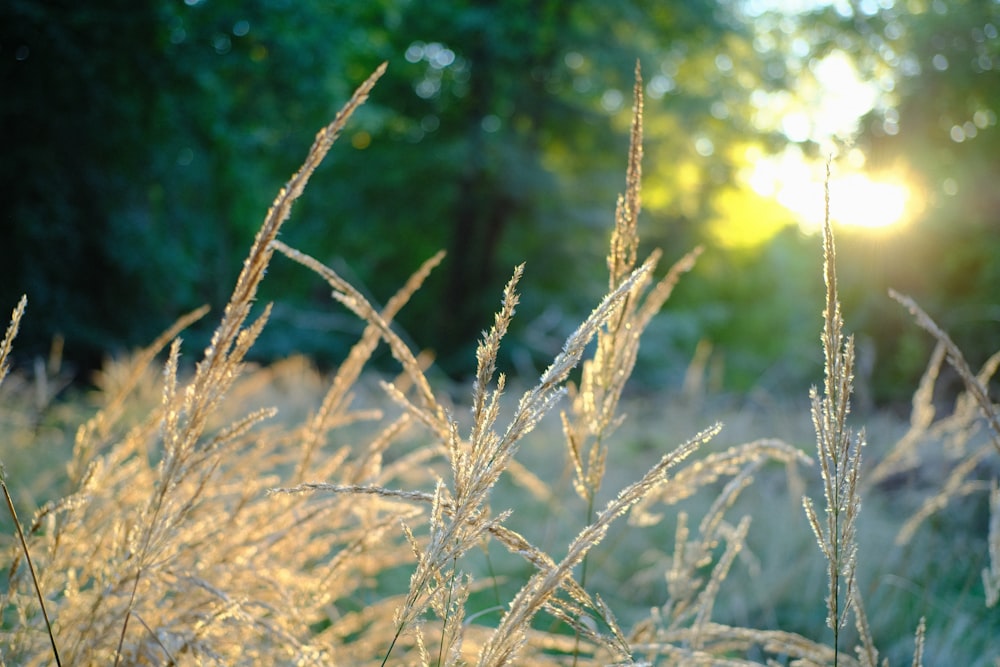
2, 64, 999, 666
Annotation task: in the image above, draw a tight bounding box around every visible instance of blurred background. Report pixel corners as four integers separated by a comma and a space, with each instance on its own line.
1, 0, 998, 405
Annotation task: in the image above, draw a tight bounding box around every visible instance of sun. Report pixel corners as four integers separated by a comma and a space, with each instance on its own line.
746, 148, 915, 234
824, 173, 911, 230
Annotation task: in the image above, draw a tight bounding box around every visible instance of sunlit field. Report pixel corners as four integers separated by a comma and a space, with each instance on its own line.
2, 67, 999, 666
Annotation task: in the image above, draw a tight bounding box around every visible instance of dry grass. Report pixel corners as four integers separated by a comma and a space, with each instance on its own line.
2, 64, 998, 666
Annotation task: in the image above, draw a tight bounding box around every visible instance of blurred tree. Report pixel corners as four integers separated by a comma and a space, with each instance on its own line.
16, 0, 989, 398
709, 0, 1000, 402
1, 1, 167, 368
773, 0, 1000, 400
300, 0, 766, 375
858, 0, 1000, 399
4, 0, 774, 381
1, 0, 364, 367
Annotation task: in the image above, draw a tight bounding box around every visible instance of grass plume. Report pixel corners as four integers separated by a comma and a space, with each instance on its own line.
801, 163, 877, 666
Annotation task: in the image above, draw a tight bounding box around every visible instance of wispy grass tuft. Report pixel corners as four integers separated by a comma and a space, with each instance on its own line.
0, 296, 27, 387
888, 289, 1000, 457
801, 163, 877, 666
888, 286, 1000, 614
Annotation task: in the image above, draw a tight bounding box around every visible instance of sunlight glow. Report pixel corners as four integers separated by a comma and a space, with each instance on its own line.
747, 149, 913, 232
825, 175, 910, 229
750, 50, 880, 147
737, 35, 913, 235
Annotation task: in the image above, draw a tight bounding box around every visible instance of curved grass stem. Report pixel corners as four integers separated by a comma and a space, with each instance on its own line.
3, 477, 62, 667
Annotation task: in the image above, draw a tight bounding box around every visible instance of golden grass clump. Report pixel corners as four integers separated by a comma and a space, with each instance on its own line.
2, 63, 995, 666
2, 63, 388, 667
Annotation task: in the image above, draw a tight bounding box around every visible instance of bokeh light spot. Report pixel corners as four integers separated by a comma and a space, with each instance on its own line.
351, 131, 371, 150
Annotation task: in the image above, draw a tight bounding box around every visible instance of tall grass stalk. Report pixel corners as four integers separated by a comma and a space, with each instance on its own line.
1, 476, 60, 667
1, 296, 61, 666
888, 287, 1000, 611
801, 164, 877, 667
559, 60, 702, 666
888, 290, 1000, 457
111, 62, 388, 666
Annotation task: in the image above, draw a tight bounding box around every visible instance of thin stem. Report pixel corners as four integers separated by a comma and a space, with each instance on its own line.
436, 557, 460, 667
3, 478, 62, 667
113, 565, 142, 667
570, 489, 598, 667
381, 622, 406, 667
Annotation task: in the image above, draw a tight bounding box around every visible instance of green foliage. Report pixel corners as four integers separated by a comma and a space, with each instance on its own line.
2, 0, 767, 380
3, 0, 997, 402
